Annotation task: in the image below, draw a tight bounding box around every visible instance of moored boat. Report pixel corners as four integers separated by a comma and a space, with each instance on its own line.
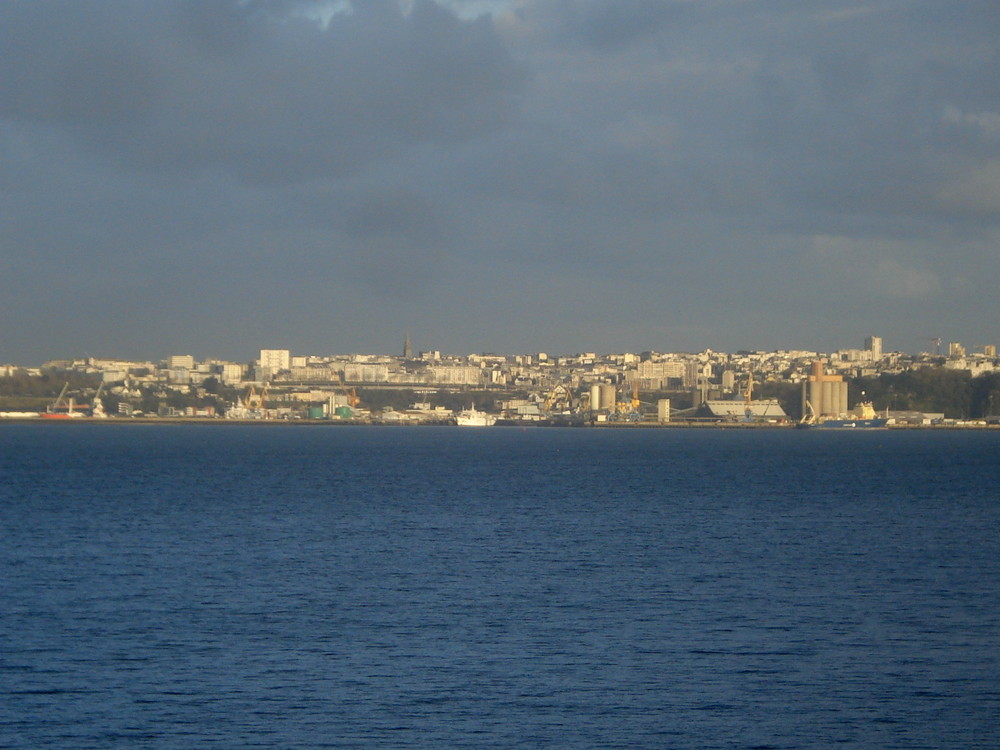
455, 405, 497, 427
798, 401, 888, 429
806, 417, 888, 429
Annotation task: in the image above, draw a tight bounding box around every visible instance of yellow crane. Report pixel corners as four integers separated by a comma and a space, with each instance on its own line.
614, 379, 643, 421
543, 383, 574, 413
245, 383, 268, 412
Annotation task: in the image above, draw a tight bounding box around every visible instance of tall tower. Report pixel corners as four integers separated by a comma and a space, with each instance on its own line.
864, 335, 883, 359
403, 334, 412, 359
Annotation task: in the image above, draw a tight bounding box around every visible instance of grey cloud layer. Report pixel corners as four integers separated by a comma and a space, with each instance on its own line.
0, 1, 522, 182
1, 1, 998, 363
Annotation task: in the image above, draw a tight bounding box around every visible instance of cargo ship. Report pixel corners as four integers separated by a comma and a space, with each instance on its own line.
41, 383, 90, 418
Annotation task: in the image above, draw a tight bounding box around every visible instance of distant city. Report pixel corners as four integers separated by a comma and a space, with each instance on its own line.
2, 336, 999, 426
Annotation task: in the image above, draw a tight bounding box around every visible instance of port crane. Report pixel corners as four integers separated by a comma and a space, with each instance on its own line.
543, 383, 574, 414
742, 371, 776, 421
50, 382, 70, 413
338, 373, 360, 408
612, 379, 643, 421
46, 382, 89, 416
91, 382, 106, 418
742, 371, 755, 421
245, 383, 268, 412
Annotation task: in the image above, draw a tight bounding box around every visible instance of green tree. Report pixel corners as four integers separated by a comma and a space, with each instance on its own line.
852, 368, 974, 418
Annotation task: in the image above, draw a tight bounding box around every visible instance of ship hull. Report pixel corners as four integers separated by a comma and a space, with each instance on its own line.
455, 411, 497, 427
799, 418, 888, 429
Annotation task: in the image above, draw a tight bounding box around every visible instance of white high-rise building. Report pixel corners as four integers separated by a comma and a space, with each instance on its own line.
259, 349, 291, 372
169, 354, 195, 370
864, 336, 883, 359
218, 363, 245, 384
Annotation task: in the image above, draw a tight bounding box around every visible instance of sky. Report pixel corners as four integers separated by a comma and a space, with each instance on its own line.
2, 0, 999, 365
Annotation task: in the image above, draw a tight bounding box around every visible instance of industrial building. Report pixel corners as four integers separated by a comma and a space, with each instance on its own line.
696, 399, 787, 422
803, 359, 849, 419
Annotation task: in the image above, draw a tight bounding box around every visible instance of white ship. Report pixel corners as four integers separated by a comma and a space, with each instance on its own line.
455, 405, 497, 427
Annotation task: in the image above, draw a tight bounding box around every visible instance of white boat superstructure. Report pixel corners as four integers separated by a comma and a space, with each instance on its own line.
455, 405, 497, 427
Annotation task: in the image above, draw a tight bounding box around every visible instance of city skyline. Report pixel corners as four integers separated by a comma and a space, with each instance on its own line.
5, 328, 998, 369
2, 2, 998, 365
8, 333, 1000, 371
6, 334, 997, 425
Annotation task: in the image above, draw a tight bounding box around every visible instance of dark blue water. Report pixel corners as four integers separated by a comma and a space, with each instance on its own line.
1, 425, 998, 749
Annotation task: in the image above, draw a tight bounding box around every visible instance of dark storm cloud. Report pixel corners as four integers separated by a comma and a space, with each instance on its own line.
1, 0, 999, 363
0, 0, 523, 183
537, 0, 694, 50
460, 1, 1000, 353
508, 1, 1000, 224
343, 188, 445, 242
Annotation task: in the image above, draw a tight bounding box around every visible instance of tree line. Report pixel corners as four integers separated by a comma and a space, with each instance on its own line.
851, 369, 1000, 420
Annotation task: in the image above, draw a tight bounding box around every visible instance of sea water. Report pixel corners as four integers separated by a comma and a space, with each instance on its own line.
1, 425, 998, 748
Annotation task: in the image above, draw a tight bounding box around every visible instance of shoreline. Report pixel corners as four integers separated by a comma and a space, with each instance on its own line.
0, 417, 996, 430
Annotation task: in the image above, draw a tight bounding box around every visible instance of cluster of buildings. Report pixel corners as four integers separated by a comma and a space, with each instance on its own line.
3, 335, 998, 424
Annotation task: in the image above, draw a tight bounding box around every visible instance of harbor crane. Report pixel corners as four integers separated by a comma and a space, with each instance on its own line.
47, 382, 89, 415
91, 382, 106, 418
338, 373, 360, 407
51, 382, 70, 412
543, 383, 574, 414
245, 383, 268, 412
743, 371, 755, 421
613, 378, 643, 421
742, 371, 776, 422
